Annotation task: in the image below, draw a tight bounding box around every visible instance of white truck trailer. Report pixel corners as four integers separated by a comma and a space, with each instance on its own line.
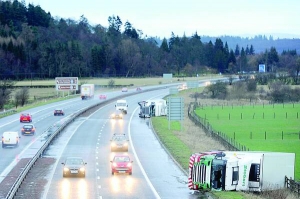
138, 99, 167, 118
188, 151, 295, 192
80, 84, 95, 100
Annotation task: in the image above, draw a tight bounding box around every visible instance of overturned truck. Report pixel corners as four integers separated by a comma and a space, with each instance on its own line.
188, 151, 295, 192
138, 99, 167, 118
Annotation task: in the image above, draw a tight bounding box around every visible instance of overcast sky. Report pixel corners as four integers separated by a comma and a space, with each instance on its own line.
24, 0, 300, 39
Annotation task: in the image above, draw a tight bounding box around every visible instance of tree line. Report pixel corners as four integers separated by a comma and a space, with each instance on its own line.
0, 0, 299, 81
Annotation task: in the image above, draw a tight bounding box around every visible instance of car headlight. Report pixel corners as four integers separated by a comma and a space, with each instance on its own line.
124, 143, 128, 146
64, 167, 70, 171
111, 142, 116, 146
112, 162, 117, 167
111, 114, 115, 117
80, 167, 85, 172
127, 163, 132, 167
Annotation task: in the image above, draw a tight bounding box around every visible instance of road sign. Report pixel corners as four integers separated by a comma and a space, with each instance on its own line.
55, 77, 78, 91
169, 88, 179, 94
167, 97, 184, 121
187, 81, 199, 88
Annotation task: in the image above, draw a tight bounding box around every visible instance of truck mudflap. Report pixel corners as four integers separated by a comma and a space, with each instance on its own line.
188, 153, 198, 189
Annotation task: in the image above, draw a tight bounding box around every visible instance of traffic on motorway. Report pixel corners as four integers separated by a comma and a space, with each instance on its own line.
0, 83, 204, 199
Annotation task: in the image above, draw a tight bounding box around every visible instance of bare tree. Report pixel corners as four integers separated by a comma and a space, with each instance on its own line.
0, 80, 15, 109
19, 87, 30, 106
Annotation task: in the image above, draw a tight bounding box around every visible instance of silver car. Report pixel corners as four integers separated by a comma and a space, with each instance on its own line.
61, 157, 87, 177
110, 134, 129, 152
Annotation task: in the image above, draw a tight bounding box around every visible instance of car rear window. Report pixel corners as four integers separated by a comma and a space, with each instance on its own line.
114, 157, 130, 162
23, 125, 33, 128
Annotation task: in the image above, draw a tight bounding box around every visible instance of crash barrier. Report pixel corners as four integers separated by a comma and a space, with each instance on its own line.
188, 102, 247, 151
5, 85, 169, 199
285, 176, 300, 197
0, 109, 17, 117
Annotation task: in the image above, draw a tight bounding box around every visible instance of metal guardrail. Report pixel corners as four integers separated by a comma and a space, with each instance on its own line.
0, 109, 17, 117
5, 85, 169, 199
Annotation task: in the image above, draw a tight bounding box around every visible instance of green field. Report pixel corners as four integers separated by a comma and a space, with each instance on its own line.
15, 76, 216, 87
194, 103, 300, 180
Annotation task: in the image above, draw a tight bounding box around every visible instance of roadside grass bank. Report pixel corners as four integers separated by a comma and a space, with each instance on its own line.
15, 76, 218, 87
150, 87, 299, 199
194, 103, 300, 180
0, 94, 79, 119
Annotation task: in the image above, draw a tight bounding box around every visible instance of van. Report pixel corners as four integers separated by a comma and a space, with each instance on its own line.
115, 99, 128, 114
2, 131, 21, 148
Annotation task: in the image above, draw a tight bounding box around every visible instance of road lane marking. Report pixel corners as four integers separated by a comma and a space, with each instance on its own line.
0, 99, 80, 128
42, 103, 112, 199
128, 107, 161, 199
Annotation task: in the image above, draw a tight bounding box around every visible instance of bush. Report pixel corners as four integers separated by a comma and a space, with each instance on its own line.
108, 79, 115, 87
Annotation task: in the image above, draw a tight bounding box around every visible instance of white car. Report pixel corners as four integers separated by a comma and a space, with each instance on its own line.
121, 87, 128, 92
2, 131, 21, 148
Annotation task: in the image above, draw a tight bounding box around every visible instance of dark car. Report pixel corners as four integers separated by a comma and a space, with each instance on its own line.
111, 110, 123, 119
54, 108, 64, 116
110, 155, 133, 175
21, 124, 36, 135
110, 134, 129, 152
61, 157, 87, 177
20, 113, 32, 123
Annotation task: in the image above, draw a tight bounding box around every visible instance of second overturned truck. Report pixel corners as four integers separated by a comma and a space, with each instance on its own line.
188, 151, 295, 192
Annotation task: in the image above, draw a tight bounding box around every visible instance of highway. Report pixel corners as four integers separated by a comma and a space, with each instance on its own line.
0, 84, 202, 198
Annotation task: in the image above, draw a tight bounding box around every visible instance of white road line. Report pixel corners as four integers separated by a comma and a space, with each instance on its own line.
0, 99, 79, 128
127, 93, 166, 199
42, 103, 112, 199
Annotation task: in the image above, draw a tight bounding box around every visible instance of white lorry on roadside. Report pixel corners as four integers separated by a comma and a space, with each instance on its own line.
115, 99, 128, 114
80, 84, 95, 100
138, 99, 167, 118
188, 151, 295, 192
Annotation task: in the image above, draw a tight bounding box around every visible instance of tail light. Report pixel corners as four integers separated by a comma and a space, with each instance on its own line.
2, 136, 4, 141
21, 128, 24, 132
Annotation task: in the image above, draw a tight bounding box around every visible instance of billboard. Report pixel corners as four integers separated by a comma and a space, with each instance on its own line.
258, 64, 266, 73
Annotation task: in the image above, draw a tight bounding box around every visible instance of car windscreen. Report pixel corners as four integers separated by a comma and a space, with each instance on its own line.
66, 159, 83, 165
114, 157, 130, 162
112, 136, 126, 141
116, 103, 126, 106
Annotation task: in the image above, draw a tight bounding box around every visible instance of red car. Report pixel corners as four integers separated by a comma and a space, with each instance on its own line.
99, 94, 107, 100
110, 155, 133, 175
20, 113, 32, 123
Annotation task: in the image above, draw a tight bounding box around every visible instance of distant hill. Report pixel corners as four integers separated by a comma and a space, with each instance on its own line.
201, 35, 300, 54
155, 35, 300, 54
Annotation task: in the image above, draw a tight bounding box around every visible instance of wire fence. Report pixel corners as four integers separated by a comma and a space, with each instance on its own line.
188, 102, 249, 151
188, 102, 300, 195
285, 176, 300, 197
